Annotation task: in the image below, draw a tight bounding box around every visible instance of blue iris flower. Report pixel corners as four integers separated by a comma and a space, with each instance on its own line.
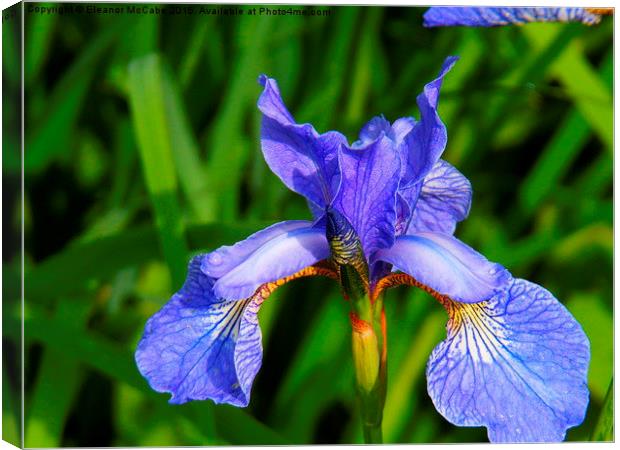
135, 56, 590, 443
423, 7, 605, 27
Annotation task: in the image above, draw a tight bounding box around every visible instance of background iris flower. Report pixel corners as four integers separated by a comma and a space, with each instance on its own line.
135, 56, 590, 443
423, 7, 609, 27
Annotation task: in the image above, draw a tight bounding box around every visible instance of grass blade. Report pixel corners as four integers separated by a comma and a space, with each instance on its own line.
2, 366, 20, 447
522, 24, 612, 153
25, 15, 133, 173
566, 293, 612, 401
519, 109, 590, 214
344, 9, 382, 126
206, 13, 272, 220
160, 61, 216, 222
297, 7, 359, 130
24, 5, 56, 85
179, 20, 209, 89
591, 379, 613, 441
127, 53, 190, 287
25, 298, 92, 446
383, 311, 445, 441
270, 290, 351, 442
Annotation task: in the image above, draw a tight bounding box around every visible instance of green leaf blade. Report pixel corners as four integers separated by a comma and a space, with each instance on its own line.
127, 54, 190, 287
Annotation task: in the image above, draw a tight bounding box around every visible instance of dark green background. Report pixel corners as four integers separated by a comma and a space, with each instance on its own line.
2, 3, 613, 446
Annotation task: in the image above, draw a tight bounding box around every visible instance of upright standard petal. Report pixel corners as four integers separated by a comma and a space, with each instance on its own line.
213, 225, 330, 300
353, 115, 415, 172
135, 255, 263, 407
373, 232, 510, 303
333, 135, 401, 258
427, 278, 590, 442
258, 75, 347, 208
352, 116, 394, 148
391, 117, 416, 149
407, 160, 472, 235
400, 56, 457, 188
423, 7, 602, 27
351, 115, 416, 148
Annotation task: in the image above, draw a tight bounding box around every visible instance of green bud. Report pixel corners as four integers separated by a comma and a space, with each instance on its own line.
351, 313, 380, 393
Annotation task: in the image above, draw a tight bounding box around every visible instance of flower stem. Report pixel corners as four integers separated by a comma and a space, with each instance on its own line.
363, 421, 383, 444
348, 280, 387, 444
351, 309, 387, 444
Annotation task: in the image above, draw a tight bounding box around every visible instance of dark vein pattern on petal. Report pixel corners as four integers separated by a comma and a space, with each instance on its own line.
408, 159, 472, 235
427, 279, 590, 442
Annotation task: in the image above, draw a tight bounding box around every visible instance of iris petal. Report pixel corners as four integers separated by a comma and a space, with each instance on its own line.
395, 185, 420, 235
395, 191, 412, 235
391, 117, 416, 149
373, 232, 510, 303
258, 75, 347, 208
427, 278, 590, 442
400, 56, 457, 188
334, 135, 401, 258
423, 7, 602, 27
203, 220, 313, 278
214, 226, 330, 300
135, 255, 263, 407
407, 160, 472, 235
353, 116, 394, 148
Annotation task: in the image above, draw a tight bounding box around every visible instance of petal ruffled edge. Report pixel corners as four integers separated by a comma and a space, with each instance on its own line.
258, 75, 347, 208
427, 278, 590, 442
352, 115, 394, 148
257, 74, 296, 124
135, 255, 263, 407
400, 56, 458, 188
406, 159, 472, 235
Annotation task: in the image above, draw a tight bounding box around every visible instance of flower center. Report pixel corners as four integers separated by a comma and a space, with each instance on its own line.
325, 207, 369, 297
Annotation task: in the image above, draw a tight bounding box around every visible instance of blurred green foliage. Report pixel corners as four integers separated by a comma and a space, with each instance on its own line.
2, 3, 613, 446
